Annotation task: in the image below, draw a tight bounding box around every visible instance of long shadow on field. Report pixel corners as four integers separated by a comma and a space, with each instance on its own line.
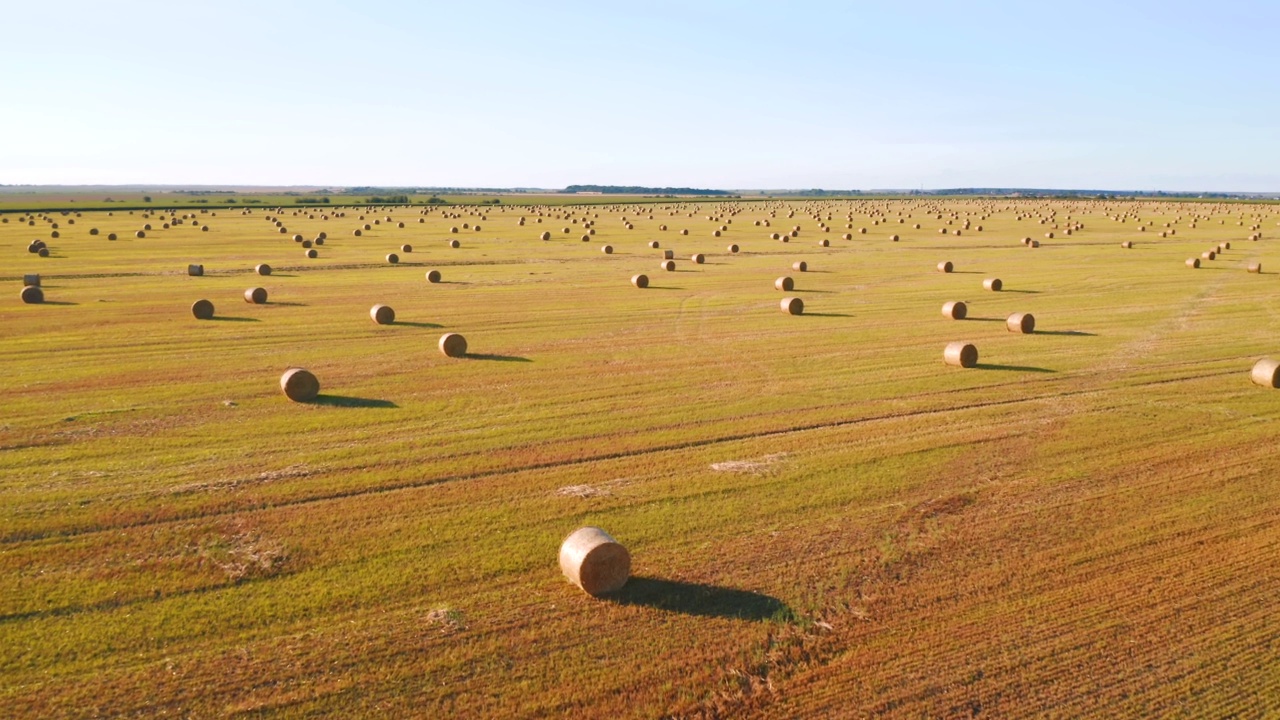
393, 321, 443, 328
1000, 289, 1041, 294
646, 286, 684, 290
606, 577, 791, 622
37, 300, 79, 306
465, 353, 532, 363
1035, 330, 1096, 337
797, 289, 836, 294
803, 312, 853, 318
975, 363, 1056, 373
269, 301, 308, 307
311, 394, 398, 408
210, 316, 260, 322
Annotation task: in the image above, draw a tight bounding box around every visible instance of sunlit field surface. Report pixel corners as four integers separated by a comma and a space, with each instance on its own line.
2, 198, 1278, 717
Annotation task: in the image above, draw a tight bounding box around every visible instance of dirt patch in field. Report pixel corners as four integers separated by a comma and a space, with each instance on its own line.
711, 453, 789, 474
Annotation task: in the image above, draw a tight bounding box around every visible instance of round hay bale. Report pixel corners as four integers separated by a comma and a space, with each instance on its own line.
108, 233, 118, 240
1202, 251, 1216, 260
792, 261, 807, 272
364, 224, 373, 231
938, 261, 953, 273
22, 273, 39, 286
631, 273, 649, 288
1251, 358, 1280, 388
1029, 240, 1040, 248
680, 229, 689, 235
244, 287, 268, 304
370, 304, 395, 324
449, 239, 460, 248
1007, 312, 1035, 334
280, 368, 320, 402
727, 244, 739, 253
1248, 263, 1262, 274
540, 231, 552, 241
89, 228, 99, 235
771, 232, 781, 240
819, 238, 830, 247
256, 264, 272, 276
1221, 241, 1232, 250
662, 250, 674, 260
387, 253, 399, 264
775, 276, 794, 291
191, 299, 214, 319
396, 244, 411, 254
301, 239, 313, 248
1045, 232, 1054, 239
559, 526, 630, 596
942, 301, 967, 320
439, 332, 468, 358
38, 247, 49, 257
135, 230, 146, 238
660, 259, 675, 271
188, 264, 204, 277
305, 248, 318, 258
20, 285, 43, 304
944, 341, 978, 368
1120, 241, 1133, 249
398, 222, 405, 229
890, 234, 900, 241
143, 224, 152, 231
649, 240, 660, 248
425, 269, 442, 283
691, 253, 705, 264
314, 238, 324, 245
293, 234, 304, 242
353, 229, 363, 236
780, 297, 804, 315
1186, 258, 1200, 269
983, 278, 1002, 291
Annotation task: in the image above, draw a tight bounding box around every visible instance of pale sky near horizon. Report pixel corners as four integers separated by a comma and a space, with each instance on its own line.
3, 1, 1277, 191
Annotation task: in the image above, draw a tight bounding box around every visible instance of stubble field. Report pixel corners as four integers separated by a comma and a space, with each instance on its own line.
2, 197, 1278, 717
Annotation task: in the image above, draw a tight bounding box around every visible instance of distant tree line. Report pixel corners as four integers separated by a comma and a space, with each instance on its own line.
294, 197, 332, 204
366, 195, 410, 204
563, 185, 731, 196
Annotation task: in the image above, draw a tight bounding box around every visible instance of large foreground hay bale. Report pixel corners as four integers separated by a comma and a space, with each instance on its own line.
944, 341, 977, 367
20, 285, 43, 304
370, 304, 396, 324
942, 301, 967, 319
191, 299, 214, 319
244, 287, 268, 304
559, 526, 630, 596
280, 368, 320, 402
775, 276, 794, 291
1251, 358, 1280, 388
439, 332, 468, 357
983, 278, 1002, 291
631, 273, 649, 288
1007, 312, 1035, 333
780, 297, 804, 315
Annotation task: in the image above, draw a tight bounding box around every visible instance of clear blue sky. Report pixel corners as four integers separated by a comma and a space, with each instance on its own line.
3, 0, 1277, 191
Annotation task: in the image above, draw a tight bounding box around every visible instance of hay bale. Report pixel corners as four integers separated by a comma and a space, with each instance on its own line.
1007, 312, 1035, 333
108, 233, 118, 240
1029, 240, 1040, 248
631, 273, 649, 288
661, 259, 675, 271
938, 261, 953, 273
293, 234, 304, 242
38, 247, 49, 257
306, 248, 318, 258
771, 233, 781, 240
245, 287, 268, 304
89, 228, 99, 235
780, 297, 804, 315
256, 264, 272, 276
22, 274, 40, 286
818, 238, 830, 247
280, 368, 320, 402
792, 261, 807, 272
983, 278, 1002, 291
191, 299, 214, 319
425, 270, 442, 283
1248, 263, 1262, 274
559, 526, 630, 596
775, 276, 794, 291
944, 341, 978, 367
135, 230, 146, 238
188, 264, 204, 277
449, 239, 460, 248
353, 229, 363, 236
1202, 251, 1216, 260
727, 244, 739, 253
942, 301, 967, 319
691, 253, 705, 264
370, 304, 396, 324
890, 234, 900, 241
1251, 358, 1280, 388
387, 253, 400, 264
20, 285, 43, 304
649, 240, 660, 248
301, 240, 313, 248
663, 250, 674, 260
439, 332, 468, 357
680, 229, 688, 235
1120, 241, 1133, 248
540, 231, 552, 241
1186, 258, 1200, 269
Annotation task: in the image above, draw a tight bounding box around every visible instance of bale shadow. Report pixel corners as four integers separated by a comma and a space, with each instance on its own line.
311, 395, 398, 408
209, 316, 260, 322
797, 289, 836, 294
267, 273, 298, 278
947, 270, 984, 274
1000, 289, 1041, 294
392, 321, 443, 328
646, 286, 684, 290
975, 363, 1056, 373
605, 577, 791, 622
1035, 330, 1096, 337
803, 312, 853, 318
967, 317, 1006, 323
268, 301, 308, 307
465, 353, 532, 363
37, 300, 78, 306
